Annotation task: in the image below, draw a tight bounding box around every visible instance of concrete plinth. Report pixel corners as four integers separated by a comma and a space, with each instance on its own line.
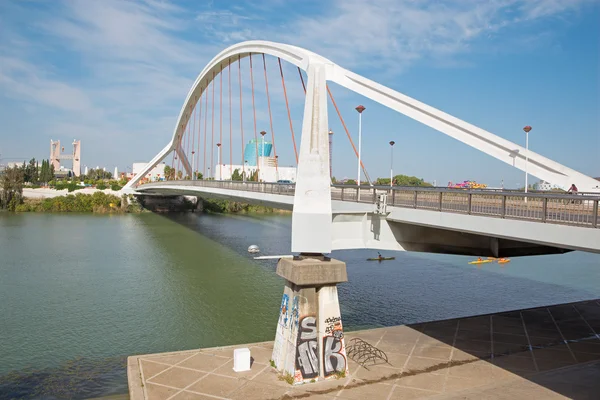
271, 255, 348, 385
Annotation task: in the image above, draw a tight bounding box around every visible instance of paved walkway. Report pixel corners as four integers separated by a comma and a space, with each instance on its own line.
128, 299, 600, 399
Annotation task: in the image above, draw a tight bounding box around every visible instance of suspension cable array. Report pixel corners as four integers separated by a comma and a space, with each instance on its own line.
158, 53, 372, 186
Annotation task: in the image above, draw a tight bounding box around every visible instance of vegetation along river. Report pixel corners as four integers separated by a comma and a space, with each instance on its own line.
1, 212, 599, 398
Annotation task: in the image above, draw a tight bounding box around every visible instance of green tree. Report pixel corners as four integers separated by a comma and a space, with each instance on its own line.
164, 165, 174, 181
1, 166, 24, 210
392, 174, 432, 187
249, 170, 258, 182
195, 171, 203, 180
177, 170, 183, 180
345, 179, 357, 185
231, 169, 243, 181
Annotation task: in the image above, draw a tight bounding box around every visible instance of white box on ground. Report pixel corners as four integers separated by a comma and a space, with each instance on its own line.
233, 348, 251, 372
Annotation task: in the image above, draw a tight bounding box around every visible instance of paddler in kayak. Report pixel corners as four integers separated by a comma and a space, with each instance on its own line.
378, 252, 383, 261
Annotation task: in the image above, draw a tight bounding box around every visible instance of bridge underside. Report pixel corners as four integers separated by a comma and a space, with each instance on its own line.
135, 186, 599, 257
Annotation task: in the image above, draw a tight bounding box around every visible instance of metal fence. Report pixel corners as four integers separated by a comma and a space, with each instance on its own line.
139, 180, 600, 228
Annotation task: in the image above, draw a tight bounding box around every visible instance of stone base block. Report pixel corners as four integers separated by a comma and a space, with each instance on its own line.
271, 257, 348, 385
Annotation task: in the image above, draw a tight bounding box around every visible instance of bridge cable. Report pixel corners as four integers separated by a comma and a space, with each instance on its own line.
219, 64, 223, 180
196, 91, 203, 175
187, 108, 192, 176
228, 60, 233, 180
203, 79, 209, 178
192, 98, 197, 177
211, 71, 215, 179
176, 124, 182, 178
249, 54, 259, 181
262, 54, 278, 174
327, 85, 372, 185
278, 58, 298, 164
238, 55, 245, 179
298, 67, 306, 93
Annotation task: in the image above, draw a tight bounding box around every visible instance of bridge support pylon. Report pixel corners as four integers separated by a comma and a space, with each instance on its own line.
271, 254, 349, 384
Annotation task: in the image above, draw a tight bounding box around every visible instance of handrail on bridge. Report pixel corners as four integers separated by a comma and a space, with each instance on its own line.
138, 180, 600, 228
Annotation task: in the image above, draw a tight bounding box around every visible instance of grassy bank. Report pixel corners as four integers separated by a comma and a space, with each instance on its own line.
200, 199, 289, 214
15, 192, 144, 213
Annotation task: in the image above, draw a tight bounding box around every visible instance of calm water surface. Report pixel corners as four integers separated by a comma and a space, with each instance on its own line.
1, 213, 599, 398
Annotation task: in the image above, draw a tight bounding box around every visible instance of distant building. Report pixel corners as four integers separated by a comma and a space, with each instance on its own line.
132, 162, 166, 181
535, 180, 562, 191
243, 139, 272, 166
214, 156, 296, 182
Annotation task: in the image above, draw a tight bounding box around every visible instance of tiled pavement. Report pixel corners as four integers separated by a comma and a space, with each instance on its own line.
128, 299, 600, 400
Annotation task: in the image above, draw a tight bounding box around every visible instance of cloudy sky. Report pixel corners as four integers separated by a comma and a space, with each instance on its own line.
1, 0, 598, 186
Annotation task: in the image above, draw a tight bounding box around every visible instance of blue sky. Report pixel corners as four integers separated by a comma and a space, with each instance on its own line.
0, 0, 598, 187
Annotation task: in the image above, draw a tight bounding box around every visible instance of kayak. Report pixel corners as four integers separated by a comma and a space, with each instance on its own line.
367, 257, 396, 261
468, 259, 493, 265
498, 259, 511, 264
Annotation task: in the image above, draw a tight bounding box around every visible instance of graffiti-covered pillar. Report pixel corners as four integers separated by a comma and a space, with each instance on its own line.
271, 255, 348, 384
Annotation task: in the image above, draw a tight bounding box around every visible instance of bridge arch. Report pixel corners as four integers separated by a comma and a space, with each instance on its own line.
126, 40, 599, 193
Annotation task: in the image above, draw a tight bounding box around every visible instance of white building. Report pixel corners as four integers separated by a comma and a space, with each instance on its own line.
132, 162, 166, 181
214, 157, 296, 182
535, 180, 563, 191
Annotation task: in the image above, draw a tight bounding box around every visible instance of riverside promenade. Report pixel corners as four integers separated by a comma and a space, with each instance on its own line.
128, 299, 600, 399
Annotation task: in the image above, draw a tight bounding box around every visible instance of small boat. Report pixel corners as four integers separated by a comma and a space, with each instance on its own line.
367, 257, 396, 261
468, 259, 493, 265
248, 245, 260, 254
497, 258, 511, 264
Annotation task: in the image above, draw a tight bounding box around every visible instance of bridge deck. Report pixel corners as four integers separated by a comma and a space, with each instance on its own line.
137, 181, 600, 229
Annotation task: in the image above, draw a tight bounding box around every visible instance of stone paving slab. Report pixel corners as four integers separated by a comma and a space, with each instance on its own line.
128, 299, 600, 399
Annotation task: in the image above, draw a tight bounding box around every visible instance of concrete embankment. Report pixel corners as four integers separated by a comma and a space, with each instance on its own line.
22, 188, 126, 199
128, 299, 600, 400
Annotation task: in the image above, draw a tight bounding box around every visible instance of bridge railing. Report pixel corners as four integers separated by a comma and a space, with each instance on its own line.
332, 185, 599, 228
139, 180, 599, 228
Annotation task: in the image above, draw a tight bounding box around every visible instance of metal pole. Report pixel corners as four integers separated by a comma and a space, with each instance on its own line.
389, 141, 395, 187
191, 153, 195, 180
522, 126, 532, 202
355, 105, 365, 200
358, 112, 362, 193
525, 130, 528, 194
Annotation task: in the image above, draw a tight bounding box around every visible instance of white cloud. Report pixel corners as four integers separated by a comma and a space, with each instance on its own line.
0, 0, 595, 170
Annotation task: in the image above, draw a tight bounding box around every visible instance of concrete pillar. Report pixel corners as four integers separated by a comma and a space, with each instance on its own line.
271, 255, 349, 384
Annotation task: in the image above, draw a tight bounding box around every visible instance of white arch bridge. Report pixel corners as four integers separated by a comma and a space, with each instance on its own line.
126, 40, 600, 256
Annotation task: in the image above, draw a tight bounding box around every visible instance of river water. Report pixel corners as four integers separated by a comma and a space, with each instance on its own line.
1, 213, 599, 398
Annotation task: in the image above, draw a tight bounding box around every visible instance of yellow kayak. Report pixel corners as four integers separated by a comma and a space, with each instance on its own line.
468, 259, 493, 265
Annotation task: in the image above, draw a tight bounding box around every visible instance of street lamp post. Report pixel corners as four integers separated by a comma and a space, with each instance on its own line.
260, 131, 267, 182
355, 105, 365, 200
216, 143, 221, 180
389, 141, 395, 187
191, 150, 195, 180
523, 125, 532, 200
244, 160, 248, 182
275, 155, 279, 182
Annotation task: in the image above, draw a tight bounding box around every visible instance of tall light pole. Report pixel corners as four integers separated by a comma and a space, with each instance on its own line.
389, 141, 395, 187
191, 150, 195, 180
523, 125, 532, 195
244, 160, 248, 182
260, 130, 267, 182
355, 105, 365, 199
216, 143, 221, 180
328, 129, 334, 181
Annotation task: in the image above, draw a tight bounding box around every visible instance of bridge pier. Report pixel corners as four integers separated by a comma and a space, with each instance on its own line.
271, 255, 349, 384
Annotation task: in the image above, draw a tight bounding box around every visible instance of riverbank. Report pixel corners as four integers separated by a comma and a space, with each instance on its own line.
15, 192, 143, 213
16, 189, 286, 214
